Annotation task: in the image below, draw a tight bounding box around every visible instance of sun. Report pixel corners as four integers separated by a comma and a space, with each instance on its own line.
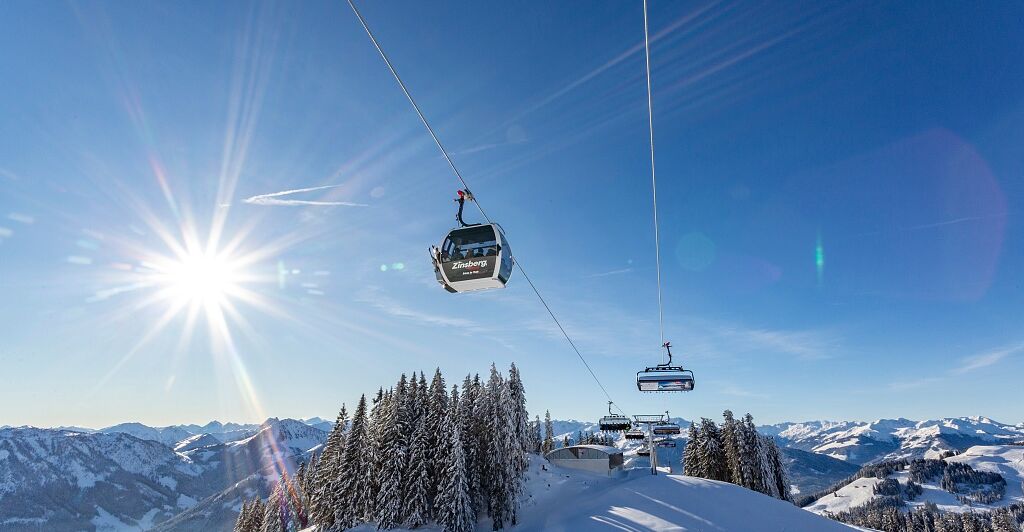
163, 250, 241, 306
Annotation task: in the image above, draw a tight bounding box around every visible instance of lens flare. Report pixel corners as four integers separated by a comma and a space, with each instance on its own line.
815, 231, 825, 286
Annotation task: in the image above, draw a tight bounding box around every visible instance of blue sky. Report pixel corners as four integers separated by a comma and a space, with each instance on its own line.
1, 1, 1023, 428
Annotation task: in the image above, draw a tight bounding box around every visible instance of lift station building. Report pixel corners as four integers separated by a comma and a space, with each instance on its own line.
544, 444, 624, 475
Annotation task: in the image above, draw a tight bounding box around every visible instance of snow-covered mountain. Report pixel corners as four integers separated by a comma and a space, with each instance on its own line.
805, 444, 1024, 516
0, 419, 327, 531
300, 417, 334, 433
172, 433, 222, 453
99, 423, 196, 447
99, 421, 264, 446
0, 427, 208, 531
762, 416, 1024, 464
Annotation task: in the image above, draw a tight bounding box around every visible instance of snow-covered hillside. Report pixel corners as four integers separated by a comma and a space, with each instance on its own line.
805, 444, 1024, 516
521, 467, 857, 530
763, 417, 1024, 464
342, 455, 856, 531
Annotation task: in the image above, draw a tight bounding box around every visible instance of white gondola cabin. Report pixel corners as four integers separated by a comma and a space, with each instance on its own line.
430, 223, 514, 293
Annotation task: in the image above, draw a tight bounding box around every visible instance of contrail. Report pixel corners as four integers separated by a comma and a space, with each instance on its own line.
242, 185, 368, 207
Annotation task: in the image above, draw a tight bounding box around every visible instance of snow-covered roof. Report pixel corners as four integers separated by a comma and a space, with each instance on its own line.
566, 444, 622, 455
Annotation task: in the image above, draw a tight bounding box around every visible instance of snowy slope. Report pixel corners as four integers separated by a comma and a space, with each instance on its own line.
764, 417, 1024, 464
343, 455, 857, 531
517, 466, 858, 531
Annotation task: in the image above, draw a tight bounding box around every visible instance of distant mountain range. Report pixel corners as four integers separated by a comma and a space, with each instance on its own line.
2, 415, 1020, 530
0, 418, 328, 531
760, 416, 1024, 464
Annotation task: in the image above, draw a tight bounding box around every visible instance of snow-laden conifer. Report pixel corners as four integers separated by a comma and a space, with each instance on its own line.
436, 390, 475, 532
403, 415, 432, 527
337, 394, 373, 528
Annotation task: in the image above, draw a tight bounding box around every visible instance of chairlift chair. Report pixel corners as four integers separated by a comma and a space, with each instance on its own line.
636, 342, 695, 392
430, 190, 514, 293
656, 438, 676, 448
624, 428, 646, 440
653, 423, 681, 436
653, 410, 682, 436
598, 401, 632, 432
637, 447, 651, 457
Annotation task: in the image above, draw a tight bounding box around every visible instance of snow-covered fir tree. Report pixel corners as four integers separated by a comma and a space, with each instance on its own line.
280, 471, 307, 531
436, 385, 475, 532
467, 373, 489, 517
756, 435, 778, 498
764, 436, 790, 502
683, 422, 700, 476
375, 389, 405, 529
427, 368, 449, 514
542, 410, 555, 455
531, 415, 542, 453
311, 404, 347, 529
251, 364, 530, 532
508, 363, 530, 478
337, 394, 374, 528
721, 410, 744, 487
403, 413, 432, 527
698, 417, 728, 482
262, 481, 285, 532
680, 411, 790, 503
739, 413, 764, 492
234, 499, 250, 532
483, 364, 512, 529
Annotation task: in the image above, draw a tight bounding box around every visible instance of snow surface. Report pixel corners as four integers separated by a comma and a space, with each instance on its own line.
804, 476, 883, 514
339, 455, 856, 531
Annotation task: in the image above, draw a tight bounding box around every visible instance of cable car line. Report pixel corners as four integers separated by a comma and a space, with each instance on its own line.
633, 0, 696, 394
346, 0, 492, 226
346, 0, 626, 417
642, 0, 666, 347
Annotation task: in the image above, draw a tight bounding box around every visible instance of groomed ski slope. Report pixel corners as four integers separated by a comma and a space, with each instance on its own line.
341, 456, 857, 531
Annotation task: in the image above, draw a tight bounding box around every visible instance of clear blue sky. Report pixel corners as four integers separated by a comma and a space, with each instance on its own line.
1, 1, 1022, 428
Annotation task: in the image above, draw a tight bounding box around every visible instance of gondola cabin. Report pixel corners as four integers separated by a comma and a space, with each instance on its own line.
598, 414, 632, 432
636, 368, 695, 392
431, 223, 514, 293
